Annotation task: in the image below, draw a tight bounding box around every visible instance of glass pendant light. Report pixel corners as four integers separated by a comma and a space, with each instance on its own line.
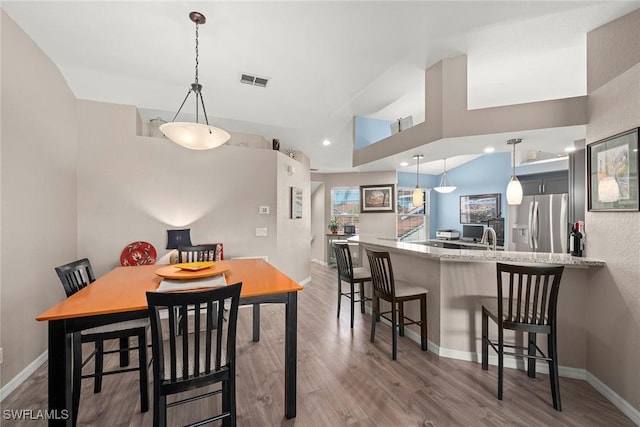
506, 138, 523, 205
434, 158, 456, 193
160, 12, 231, 150
412, 155, 424, 207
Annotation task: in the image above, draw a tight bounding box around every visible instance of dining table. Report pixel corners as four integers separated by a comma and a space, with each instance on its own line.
36, 258, 304, 426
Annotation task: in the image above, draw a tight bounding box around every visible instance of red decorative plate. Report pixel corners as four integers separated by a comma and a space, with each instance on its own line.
120, 241, 157, 266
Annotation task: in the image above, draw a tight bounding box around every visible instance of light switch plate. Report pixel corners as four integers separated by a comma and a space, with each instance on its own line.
259, 206, 270, 214
256, 227, 268, 237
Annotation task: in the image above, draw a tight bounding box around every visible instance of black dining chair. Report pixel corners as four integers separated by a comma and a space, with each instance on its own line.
146, 282, 242, 427
333, 242, 372, 328
54, 258, 149, 426
177, 244, 223, 263
366, 249, 428, 360
481, 262, 565, 410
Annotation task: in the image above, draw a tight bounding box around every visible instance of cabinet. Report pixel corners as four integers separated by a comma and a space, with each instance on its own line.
326, 234, 360, 268
518, 171, 568, 196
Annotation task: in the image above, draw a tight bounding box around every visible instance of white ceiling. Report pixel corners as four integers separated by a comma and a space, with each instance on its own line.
3, 1, 639, 174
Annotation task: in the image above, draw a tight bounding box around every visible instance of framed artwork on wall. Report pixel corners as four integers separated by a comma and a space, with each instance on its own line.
460, 193, 501, 224
587, 128, 639, 211
360, 184, 395, 213
290, 187, 303, 219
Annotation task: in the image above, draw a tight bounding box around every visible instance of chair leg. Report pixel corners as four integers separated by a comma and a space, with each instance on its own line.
548, 331, 562, 411
420, 295, 427, 352
72, 333, 82, 427
527, 332, 537, 378
359, 282, 366, 314
391, 302, 398, 360
398, 301, 405, 337
336, 278, 342, 319
498, 327, 504, 400
138, 330, 149, 413
225, 375, 237, 427
481, 309, 488, 370
350, 282, 355, 328
94, 340, 104, 393
370, 296, 378, 343
153, 393, 166, 427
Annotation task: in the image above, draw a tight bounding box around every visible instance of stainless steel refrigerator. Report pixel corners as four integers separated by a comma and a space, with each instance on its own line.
508, 193, 568, 253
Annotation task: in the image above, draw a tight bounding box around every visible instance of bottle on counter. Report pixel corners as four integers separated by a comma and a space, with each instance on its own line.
570, 222, 583, 257
578, 221, 586, 255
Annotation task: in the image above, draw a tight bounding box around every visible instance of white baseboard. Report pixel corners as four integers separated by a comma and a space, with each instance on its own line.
586, 371, 640, 425
299, 276, 311, 286
311, 258, 328, 267
0, 350, 48, 402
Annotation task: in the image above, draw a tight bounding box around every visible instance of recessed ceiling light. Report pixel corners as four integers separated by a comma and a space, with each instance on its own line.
484, 147, 495, 153
322, 139, 331, 146
400, 161, 409, 167
564, 146, 576, 152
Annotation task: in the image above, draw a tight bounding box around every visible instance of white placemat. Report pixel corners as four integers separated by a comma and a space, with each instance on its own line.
156, 274, 227, 292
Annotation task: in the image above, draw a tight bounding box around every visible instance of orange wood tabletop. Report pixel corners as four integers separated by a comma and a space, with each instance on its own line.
37, 259, 303, 322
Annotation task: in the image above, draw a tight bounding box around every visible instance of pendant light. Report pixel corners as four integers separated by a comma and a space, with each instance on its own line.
434, 158, 456, 193
412, 155, 424, 207
506, 138, 523, 205
160, 12, 230, 150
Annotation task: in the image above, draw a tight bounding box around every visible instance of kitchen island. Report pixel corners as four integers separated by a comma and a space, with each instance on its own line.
349, 235, 605, 374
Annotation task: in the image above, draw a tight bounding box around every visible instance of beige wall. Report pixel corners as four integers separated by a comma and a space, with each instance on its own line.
310, 183, 326, 262
1, 11, 79, 385
585, 8, 640, 411
76, 100, 310, 282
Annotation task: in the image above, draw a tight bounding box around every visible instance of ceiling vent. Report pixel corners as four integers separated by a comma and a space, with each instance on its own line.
240, 73, 269, 88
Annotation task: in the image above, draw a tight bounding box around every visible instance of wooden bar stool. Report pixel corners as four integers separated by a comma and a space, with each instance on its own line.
333, 242, 371, 328
365, 249, 428, 360
481, 262, 565, 410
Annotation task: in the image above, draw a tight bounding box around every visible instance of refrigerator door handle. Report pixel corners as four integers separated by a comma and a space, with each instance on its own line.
560, 194, 568, 253
528, 201, 534, 249
533, 201, 539, 250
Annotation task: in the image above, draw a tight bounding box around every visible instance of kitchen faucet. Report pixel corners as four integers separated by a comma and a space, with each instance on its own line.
480, 226, 497, 251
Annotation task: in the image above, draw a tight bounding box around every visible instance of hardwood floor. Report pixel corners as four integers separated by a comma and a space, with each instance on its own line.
2, 263, 634, 426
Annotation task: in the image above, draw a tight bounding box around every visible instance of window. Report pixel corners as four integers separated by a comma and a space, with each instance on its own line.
397, 188, 429, 241
331, 187, 360, 231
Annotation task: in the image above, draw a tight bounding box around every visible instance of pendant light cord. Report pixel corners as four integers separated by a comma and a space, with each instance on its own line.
512, 142, 516, 177
416, 156, 420, 187
194, 22, 199, 86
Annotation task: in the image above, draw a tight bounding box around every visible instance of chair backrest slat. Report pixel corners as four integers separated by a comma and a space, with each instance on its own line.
55, 258, 95, 297
496, 263, 564, 326
366, 249, 395, 299
146, 283, 242, 387
177, 244, 223, 263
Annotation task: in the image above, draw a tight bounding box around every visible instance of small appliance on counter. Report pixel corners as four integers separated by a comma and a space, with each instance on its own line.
436, 229, 460, 240
343, 225, 356, 235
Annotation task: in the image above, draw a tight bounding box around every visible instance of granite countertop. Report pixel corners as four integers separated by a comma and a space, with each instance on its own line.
348, 235, 605, 267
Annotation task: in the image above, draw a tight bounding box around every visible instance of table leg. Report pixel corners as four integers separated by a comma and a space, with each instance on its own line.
48, 320, 73, 426
284, 292, 297, 419
252, 304, 260, 342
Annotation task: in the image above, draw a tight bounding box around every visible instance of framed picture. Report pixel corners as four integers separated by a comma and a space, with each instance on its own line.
360, 184, 395, 213
587, 128, 639, 211
290, 187, 303, 219
460, 193, 501, 224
